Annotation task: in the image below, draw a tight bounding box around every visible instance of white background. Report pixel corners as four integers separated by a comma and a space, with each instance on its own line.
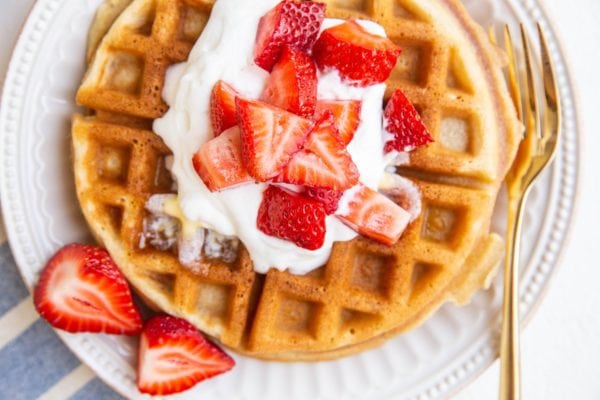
1, 0, 599, 399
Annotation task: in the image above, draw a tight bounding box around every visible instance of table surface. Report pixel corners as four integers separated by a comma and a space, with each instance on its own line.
1, 0, 599, 399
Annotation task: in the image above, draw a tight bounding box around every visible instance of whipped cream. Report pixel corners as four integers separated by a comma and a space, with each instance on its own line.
153, 0, 396, 274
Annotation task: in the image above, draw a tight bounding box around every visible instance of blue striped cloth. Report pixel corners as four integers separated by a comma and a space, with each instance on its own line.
0, 221, 124, 399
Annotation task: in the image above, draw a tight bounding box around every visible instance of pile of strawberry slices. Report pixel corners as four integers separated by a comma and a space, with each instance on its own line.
193, 0, 433, 251
34, 244, 235, 396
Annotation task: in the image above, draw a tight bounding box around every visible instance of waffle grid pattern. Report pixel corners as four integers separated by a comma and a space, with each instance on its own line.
325, 0, 503, 183
77, 0, 213, 119
72, 0, 517, 359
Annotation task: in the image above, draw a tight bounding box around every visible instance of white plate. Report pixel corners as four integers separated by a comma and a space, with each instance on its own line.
0, 0, 579, 399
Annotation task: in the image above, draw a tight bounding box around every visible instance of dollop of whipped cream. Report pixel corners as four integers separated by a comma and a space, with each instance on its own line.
153, 0, 398, 274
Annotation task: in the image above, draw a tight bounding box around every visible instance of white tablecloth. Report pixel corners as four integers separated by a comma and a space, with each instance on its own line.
1, 0, 599, 399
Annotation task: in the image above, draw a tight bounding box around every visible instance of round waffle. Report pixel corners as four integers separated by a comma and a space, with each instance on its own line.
72, 0, 520, 360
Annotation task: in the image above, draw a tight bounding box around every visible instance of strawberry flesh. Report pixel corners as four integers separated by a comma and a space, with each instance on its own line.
313, 20, 401, 87
33, 243, 143, 335
277, 113, 359, 190
254, 0, 326, 71
192, 126, 253, 192
384, 89, 433, 152
336, 185, 411, 246
262, 46, 317, 118
257, 185, 327, 250
210, 80, 239, 136
236, 97, 313, 181
137, 315, 235, 396
314, 100, 362, 145
305, 187, 344, 215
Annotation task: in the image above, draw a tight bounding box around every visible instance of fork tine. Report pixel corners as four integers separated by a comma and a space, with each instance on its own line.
537, 23, 561, 151
520, 24, 541, 139
488, 26, 497, 45
503, 26, 523, 122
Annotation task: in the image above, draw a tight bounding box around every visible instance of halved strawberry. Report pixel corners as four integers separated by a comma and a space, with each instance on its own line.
384, 89, 433, 152
236, 97, 313, 181
254, 0, 326, 71
305, 187, 343, 215
257, 185, 327, 250
336, 185, 411, 246
33, 244, 143, 335
262, 46, 317, 118
210, 80, 239, 136
314, 100, 362, 145
277, 114, 359, 190
137, 315, 235, 396
192, 126, 253, 192
313, 20, 401, 87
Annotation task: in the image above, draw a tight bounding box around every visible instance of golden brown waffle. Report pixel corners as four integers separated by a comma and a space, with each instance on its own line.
72, 0, 521, 360
77, 0, 212, 119
86, 0, 134, 63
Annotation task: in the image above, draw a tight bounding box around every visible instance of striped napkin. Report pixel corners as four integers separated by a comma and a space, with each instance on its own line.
0, 212, 124, 399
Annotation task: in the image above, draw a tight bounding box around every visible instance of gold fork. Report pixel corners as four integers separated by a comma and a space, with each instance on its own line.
490, 23, 561, 400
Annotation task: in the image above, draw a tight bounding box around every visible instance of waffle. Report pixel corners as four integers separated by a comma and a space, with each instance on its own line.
86, 0, 134, 63
72, 0, 521, 360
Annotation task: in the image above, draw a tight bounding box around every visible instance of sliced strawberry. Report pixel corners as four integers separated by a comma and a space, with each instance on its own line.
254, 0, 326, 71
257, 185, 326, 250
137, 315, 235, 396
33, 244, 142, 335
210, 80, 239, 136
313, 20, 401, 87
305, 187, 343, 215
336, 185, 411, 246
314, 100, 362, 145
277, 114, 359, 190
192, 126, 253, 192
384, 89, 433, 152
262, 46, 317, 118
236, 97, 313, 181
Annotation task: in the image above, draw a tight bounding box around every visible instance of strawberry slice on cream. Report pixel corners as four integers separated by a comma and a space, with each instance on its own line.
152, 0, 429, 274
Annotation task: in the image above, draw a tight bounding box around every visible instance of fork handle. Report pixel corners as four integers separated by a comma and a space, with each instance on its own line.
499, 194, 527, 400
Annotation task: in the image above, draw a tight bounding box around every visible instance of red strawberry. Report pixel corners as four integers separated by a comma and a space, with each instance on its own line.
262, 46, 317, 118
210, 80, 239, 136
384, 89, 433, 152
258, 186, 327, 250
192, 126, 253, 192
137, 315, 235, 396
236, 97, 313, 181
313, 20, 401, 87
254, 0, 326, 71
336, 185, 411, 246
33, 244, 143, 335
305, 187, 343, 215
314, 100, 362, 145
277, 114, 359, 190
